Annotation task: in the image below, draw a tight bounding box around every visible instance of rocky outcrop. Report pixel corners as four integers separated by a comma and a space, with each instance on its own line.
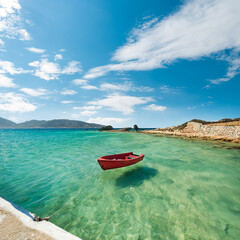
182, 122, 240, 138
142, 121, 240, 143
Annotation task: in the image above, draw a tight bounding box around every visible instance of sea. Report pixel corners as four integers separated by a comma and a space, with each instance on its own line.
0, 129, 239, 240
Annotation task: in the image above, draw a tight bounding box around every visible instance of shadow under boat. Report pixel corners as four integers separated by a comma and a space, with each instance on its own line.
115, 165, 158, 188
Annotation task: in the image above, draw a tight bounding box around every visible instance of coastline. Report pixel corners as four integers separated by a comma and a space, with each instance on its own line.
140, 121, 240, 145
104, 120, 240, 146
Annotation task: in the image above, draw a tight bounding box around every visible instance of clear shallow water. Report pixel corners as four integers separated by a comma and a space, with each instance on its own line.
0, 129, 240, 240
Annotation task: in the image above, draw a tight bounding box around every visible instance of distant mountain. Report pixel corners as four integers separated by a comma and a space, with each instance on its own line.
0, 117, 104, 129
0, 117, 17, 128
17, 120, 47, 128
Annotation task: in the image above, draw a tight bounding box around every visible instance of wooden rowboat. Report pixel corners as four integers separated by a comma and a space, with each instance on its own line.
97, 152, 144, 170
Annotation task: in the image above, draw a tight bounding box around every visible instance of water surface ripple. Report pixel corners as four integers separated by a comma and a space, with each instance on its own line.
0, 129, 239, 239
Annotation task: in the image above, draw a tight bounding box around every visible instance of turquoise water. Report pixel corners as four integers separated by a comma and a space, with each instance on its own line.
0, 129, 240, 240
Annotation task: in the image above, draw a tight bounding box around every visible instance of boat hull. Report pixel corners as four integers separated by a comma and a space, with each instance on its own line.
97, 152, 144, 170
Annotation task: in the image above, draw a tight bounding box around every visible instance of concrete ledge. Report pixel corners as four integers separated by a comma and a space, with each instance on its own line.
0, 197, 81, 240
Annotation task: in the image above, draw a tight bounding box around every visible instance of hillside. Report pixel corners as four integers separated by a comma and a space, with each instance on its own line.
0, 117, 104, 129
0, 117, 17, 128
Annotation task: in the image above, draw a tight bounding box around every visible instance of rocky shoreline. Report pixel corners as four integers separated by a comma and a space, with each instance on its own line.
141, 121, 240, 144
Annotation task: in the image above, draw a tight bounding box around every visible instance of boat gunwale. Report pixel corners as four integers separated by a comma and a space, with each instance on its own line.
98, 152, 144, 162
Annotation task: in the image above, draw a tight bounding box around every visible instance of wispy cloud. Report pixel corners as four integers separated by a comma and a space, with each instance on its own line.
0, 92, 36, 112
0, 39, 4, 47
88, 117, 129, 125
72, 78, 98, 90
187, 106, 197, 110
144, 104, 166, 111
72, 79, 88, 85
26, 47, 45, 54
0, 74, 16, 87
80, 85, 98, 90
73, 105, 101, 110
160, 85, 182, 94
61, 61, 82, 74
209, 54, 240, 84
0, 0, 31, 44
99, 82, 153, 92
89, 94, 152, 115
100, 82, 130, 92
20, 88, 50, 97
73, 79, 153, 92
60, 89, 77, 95
73, 106, 99, 116
79, 110, 97, 116
61, 100, 74, 104
84, 0, 240, 80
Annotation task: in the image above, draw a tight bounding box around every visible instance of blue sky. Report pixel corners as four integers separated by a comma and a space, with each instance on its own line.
0, 0, 239, 127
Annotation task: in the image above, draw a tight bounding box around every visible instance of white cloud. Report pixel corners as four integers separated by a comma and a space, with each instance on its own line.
80, 110, 97, 116
84, 64, 122, 79
73, 105, 101, 110
88, 117, 128, 125
100, 82, 131, 92
18, 28, 30, 40
20, 88, 49, 97
89, 94, 152, 115
0, 0, 21, 18
133, 86, 154, 92
0, 0, 31, 41
61, 61, 82, 74
210, 55, 240, 84
26, 47, 45, 54
61, 100, 74, 104
144, 104, 166, 111
72, 78, 98, 89
29, 59, 60, 80
0, 74, 16, 87
84, 0, 240, 80
54, 54, 63, 61
0, 60, 29, 75
72, 79, 88, 85
80, 85, 98, 90
60, 89, 77, 95
0, 39, 4, 46
73, 80, 153, 92
100, 82, 154, 92
29, 59, 82, 80
72, 106, 100, 117
68, 111, 97, 117
0, 92, 36, 112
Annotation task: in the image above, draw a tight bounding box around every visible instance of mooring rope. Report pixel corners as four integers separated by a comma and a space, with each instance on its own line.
34, 164, 97, 222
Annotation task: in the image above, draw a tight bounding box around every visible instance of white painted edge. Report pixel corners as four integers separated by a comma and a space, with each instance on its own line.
0, 197, 81, 240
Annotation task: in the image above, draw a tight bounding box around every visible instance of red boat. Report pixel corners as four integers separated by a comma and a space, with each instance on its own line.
97, 152, 144, 170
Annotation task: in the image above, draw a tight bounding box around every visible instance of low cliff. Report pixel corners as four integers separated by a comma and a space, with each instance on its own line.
142, 121, 240, 143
